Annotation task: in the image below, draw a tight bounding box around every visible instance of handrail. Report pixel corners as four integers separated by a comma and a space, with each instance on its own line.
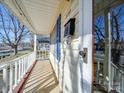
0, 51, 36, 93
94, 54, 124, 75
94, 54, 124, 93
111, 62, 124, 75
0, 52, 34, 70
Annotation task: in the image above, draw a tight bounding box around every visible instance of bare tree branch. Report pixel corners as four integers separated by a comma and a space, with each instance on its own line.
0, 5, 30, 55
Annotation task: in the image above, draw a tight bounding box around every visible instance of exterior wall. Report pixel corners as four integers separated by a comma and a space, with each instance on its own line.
50, 0, 80, 93
50, 0, 93, 93
60, 1, 80, 93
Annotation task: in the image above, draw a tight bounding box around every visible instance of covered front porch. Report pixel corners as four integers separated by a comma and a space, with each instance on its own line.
19, 60, 61, 93
0, 50, 61, 93
0, 0, 124, 93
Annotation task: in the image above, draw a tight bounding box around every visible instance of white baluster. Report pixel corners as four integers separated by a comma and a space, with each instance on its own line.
18, 60, 21, 82
111, 66, 113, 88
97, 61, 100, 84
42, 51, 43, 59
41, 51, 42, 59
121, 75, 124, 93
120, 73, 122, 92
26, 56, 28, 71
28, 56, 30, 67
27, 56, 29, 67
44, 51, 45, 59
39, 50, 40, 59
23, 57, 25, 74
120, 73, 124, 93
21, 58, 24, 78
2, 66, 8, 93
45, 51, 46, 59
9, 65, 13, 93
23, 58, 25, 75
35, 52, 36, 61
14, 62, 18, 87
28, 56, 30, 68
34, 53, 35, 61
30, 56, 32, 66
25, 57, 27, 72
25, 57, 28, 72
25, 57, 27, 73
27, 55, 30, 69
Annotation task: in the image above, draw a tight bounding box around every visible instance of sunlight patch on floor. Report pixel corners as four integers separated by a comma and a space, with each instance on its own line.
22, 60, 62, 93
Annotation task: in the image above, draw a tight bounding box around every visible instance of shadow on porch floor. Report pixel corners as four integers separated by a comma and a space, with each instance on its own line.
22, 60, 62, 93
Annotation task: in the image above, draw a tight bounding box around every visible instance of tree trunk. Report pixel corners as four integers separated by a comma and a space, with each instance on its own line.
14, 45, 18, 55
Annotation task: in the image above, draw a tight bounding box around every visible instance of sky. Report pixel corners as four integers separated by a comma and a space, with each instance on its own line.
0, 4, 31, 43
94, 3, 124, 43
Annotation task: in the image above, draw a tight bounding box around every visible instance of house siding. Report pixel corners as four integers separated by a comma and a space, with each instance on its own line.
50, 0, 81, 93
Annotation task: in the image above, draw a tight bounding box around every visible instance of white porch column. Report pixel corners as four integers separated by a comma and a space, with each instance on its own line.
14, 62, 18, 87
34, 34, 37, 60
2, 66, 8, 93
34, 34, 37, 51
104, 8, 111, 92
9, 65, 13, 93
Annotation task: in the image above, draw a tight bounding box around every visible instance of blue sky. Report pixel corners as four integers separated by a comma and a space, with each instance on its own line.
0, 4, 31, 43
94, 3, 124, 43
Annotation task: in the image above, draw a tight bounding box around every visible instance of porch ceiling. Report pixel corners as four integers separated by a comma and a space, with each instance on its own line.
2, 0, 61, 35
95, 0, 124, 15
3, 0, 124, 34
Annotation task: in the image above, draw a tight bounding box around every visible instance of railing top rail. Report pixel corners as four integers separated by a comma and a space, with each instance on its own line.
94, 57, 104, 63
111, 62, 124, 75
94, 55, 124, 75
0, 51, 34, 70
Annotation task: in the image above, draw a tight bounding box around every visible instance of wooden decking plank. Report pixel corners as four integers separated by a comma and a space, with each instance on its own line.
22, 60, 62, 93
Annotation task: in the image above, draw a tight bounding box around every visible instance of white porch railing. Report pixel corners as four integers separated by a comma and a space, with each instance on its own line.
36, 50, 49, 60
0, 51, 36, 93
94, 54, 124, 93
110, 63, 124, 93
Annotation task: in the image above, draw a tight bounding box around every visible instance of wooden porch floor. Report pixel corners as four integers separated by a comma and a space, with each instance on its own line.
22, 60, 62, 93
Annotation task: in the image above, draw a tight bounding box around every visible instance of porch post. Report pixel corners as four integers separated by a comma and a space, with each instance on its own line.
78, 0, 83, 92
104, 8, 111, 92
34, 34, 37, 59
34, 34, 37, 52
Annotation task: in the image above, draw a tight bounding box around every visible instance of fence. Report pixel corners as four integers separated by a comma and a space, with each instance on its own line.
36, 50, 49, 60
94, 53, 124, 93
0, 51, 36, 93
